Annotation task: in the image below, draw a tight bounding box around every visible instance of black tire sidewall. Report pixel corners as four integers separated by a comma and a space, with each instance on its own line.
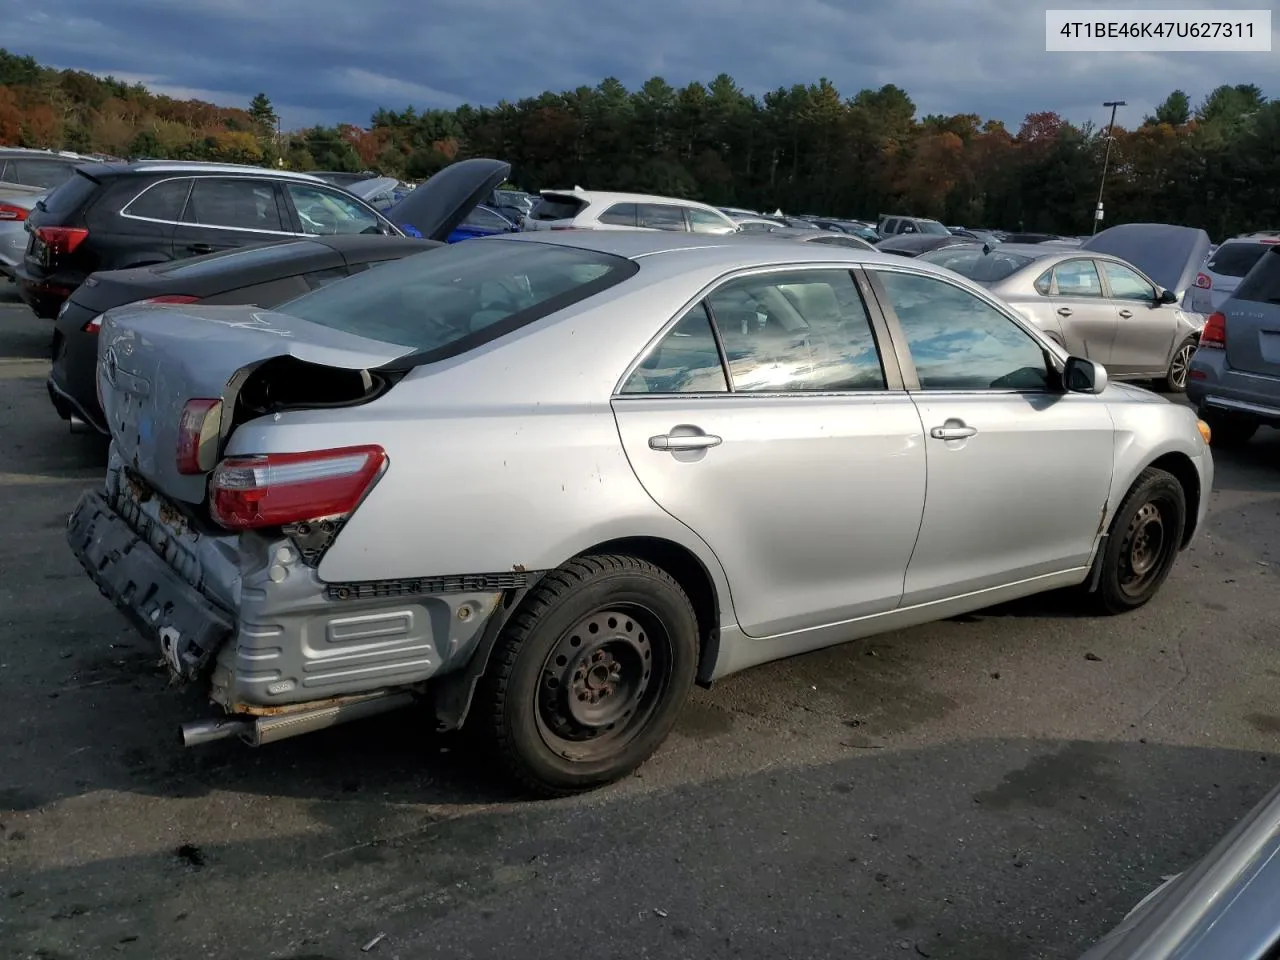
1162, 338, 1197, 393
1098, 470, 1186, 612
498, 565, 698, 793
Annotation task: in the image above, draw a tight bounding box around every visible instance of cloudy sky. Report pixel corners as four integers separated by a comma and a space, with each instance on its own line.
8, 0, 1277, 132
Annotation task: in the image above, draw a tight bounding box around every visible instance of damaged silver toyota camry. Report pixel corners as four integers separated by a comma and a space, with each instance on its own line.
69, 229, 1214, 796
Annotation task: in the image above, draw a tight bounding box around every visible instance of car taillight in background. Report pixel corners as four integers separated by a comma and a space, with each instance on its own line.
175, 398, 224, 475
1200, 311, 1226, 349
210, 445, 388, 530
34, 226, 89, 256
0, 203, 29, 222
84, 295, 200, 333
1194, 272, 1211, 289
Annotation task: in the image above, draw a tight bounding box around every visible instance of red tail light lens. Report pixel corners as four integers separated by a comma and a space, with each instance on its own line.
1194, 272, 1211, 289
83, 314, 104, 333
210, 445, 387, 530
1200, 311, 1226, 349
0, 203, 28, 221
175, 398, 224, 475
34, 226, 89, 257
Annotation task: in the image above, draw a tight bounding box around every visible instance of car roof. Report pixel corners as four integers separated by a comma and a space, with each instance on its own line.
75, 160, 328, 183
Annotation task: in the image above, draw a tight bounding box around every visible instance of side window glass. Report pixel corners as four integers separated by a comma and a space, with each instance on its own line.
462, 207, 508, 229
876, 270, 1049, 391
688, 207, 732, 234
286, 184, 383, 236
597, 203, 637, 226
708, 270, 886, 393
636, 203, 686, 232
1052, 259, 1103, 297
185, 179, 285, 232
1100, 261, 1156, 301
124, 179, 193, 221
1034, 268, 1053, 295
620, 303, 729, 394
12, 158, 76, 189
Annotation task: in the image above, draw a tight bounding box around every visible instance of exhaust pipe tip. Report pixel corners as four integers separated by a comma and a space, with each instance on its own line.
180, 717, 253, 748
69, 414, 93, 435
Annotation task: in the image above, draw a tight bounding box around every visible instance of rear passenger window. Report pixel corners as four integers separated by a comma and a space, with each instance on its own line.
185, 178, 285, 232
708, 270, 886, 392
124, 179, 193, 221
620, 304, 728, 394
598, 203, 637, 226
636, 204, 686, 231
11, 158, 76, 189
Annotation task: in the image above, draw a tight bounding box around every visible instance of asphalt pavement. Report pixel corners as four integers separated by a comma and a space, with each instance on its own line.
2, 285, 1278, 960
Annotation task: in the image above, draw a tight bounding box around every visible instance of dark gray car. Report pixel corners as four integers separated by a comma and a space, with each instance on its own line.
1186, 243, 1280, 445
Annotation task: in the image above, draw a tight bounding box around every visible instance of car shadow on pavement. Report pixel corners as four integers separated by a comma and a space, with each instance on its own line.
1207, 429, 1280, 491
2, 737, 1275, 960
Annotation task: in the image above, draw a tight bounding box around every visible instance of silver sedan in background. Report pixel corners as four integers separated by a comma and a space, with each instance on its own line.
919, 242, 1205, 391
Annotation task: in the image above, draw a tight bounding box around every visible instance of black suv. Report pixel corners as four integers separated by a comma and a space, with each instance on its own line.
17, 162, 399, 318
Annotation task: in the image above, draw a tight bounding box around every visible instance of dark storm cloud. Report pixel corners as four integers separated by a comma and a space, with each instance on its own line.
10, 0, 1278, 131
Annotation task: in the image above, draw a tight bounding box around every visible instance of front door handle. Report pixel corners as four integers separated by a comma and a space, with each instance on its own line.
649, 433, 722, 451
1057, 307, 1073, 317
188, 243, 214, 255
930, 423, 978, 441
1118, 309, 1133, 318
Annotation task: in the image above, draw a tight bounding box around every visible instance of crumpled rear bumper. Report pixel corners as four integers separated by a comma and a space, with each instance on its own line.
67, 489, 233, 679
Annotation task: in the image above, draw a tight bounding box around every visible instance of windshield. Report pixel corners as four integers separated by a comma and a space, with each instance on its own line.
1208, 241, 1271, 278
919, 247, 1038, 283
917, 219, 951, 236
278, 239, 637, 360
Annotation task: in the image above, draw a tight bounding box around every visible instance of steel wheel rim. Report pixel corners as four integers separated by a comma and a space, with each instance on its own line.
535, 604, 671, 763
1118, 500, 1169, 596
1169, 344, 1194, 389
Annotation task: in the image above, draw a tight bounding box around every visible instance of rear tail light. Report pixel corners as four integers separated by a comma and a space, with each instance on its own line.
1194, 272, 1211, 289
210, 445, 387, 530
1200, 311, 1226, 349
175, 399, 224, 475
0, 203, 28, 222
85, 295, 200, 334
34, 226, 89, 257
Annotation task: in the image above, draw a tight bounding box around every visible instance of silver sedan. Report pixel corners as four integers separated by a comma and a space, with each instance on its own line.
69, 232, 1213, 795
919, 243, 1204, 391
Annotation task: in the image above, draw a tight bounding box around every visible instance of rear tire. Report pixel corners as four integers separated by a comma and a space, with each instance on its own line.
1092, 467, 1186, 615
1200, 409, 1258, 448
1157, 337, 1197, 393
476, 554, 698, 797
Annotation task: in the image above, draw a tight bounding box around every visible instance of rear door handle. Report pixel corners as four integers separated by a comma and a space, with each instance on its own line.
649, 433, 722, 451
930, 424, 978, 440
1057, 307, 1073, 317
1118, 309, 1133, 318
187, 243, 214, 255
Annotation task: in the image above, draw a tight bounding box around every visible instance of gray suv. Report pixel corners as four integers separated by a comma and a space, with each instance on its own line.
1186, 243, 1280, 445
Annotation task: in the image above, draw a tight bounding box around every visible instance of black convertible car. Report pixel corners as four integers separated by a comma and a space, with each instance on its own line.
47, 159, 509, 434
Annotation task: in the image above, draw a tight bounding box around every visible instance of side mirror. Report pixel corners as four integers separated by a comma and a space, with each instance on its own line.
1158, 287, 1178, 305
1063, 356, 1109, 394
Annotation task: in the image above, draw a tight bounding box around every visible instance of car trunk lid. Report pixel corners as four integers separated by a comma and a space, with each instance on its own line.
98, 303, 414, 504
1082, 222, 1211, 309
1223, 246, 1280, 378
383, 158, 510, 242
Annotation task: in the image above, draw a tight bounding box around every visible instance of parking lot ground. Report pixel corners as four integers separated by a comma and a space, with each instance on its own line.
2, 287, 1279, 960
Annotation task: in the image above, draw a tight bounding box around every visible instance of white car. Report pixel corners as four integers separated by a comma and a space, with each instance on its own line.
523, 188, 738, 235
1189, 232, 1280, 313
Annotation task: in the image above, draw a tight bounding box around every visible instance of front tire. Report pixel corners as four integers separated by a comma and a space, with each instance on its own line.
1093, 467, 1186, 614
1157, 337, 1197, 393
476, 554, 698, 797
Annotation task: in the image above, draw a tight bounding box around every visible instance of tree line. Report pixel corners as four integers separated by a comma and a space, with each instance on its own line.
1, 47, 1276, 239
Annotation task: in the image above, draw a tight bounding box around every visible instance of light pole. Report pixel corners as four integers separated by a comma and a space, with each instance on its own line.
1092, 100, 1126, 235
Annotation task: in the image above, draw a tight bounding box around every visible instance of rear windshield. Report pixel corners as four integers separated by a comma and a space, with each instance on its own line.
1232, 247, 1280, 304
1208, 241, 1271, 278
278, 239, 638, 362
39, 170, 99, 219
919, 247, 1038, 283
530, 193, 588, 222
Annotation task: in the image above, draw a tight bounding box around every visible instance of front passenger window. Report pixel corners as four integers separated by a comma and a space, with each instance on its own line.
620, 304, 729, 394
287, 184, 383, 236
875, 270, 1049, 391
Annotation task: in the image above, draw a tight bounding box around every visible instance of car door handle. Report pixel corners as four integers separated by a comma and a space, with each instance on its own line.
930, 424, 978, 440
1118, 309, 1133, 318
1057, 307, 1073, 317
649, 433, 722, 451
187, 243, 214, 254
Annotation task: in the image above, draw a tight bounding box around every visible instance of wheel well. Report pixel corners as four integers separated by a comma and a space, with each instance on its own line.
583, 537, 721, 687
1148, 452, 1200, 547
